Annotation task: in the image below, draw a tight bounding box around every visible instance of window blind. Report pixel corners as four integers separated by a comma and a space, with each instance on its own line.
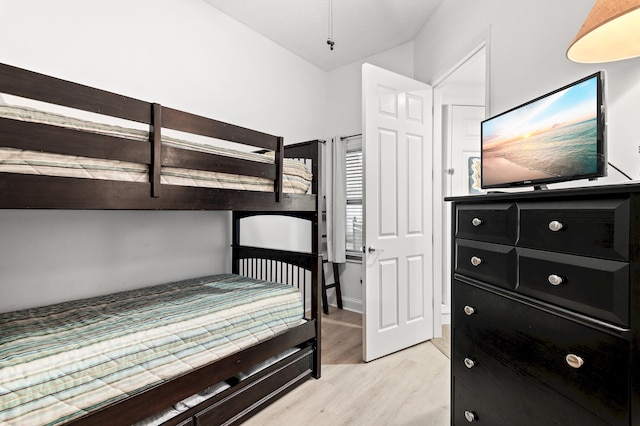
345, 139, 362, 253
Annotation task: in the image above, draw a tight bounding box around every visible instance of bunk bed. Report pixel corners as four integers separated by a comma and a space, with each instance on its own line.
0, 63, 322, 426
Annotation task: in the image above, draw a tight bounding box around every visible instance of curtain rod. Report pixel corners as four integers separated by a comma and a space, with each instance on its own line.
340, 133, 362, 140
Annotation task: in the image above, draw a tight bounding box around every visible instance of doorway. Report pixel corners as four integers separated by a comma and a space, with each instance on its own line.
432, 45, 488, 325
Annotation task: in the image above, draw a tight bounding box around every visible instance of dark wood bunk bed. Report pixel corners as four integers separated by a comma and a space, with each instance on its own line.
0, 63, 322, 426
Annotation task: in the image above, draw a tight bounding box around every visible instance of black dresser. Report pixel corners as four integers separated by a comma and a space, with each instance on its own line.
447, 184, 640, 425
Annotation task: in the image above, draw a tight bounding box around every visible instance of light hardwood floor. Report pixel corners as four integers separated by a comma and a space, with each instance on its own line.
244, 308, 451, 425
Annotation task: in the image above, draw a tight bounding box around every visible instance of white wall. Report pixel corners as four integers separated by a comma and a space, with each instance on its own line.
416, 0, 640, 328
415, 0, 640, 183
327, 41, 415, 138
0, 0, 327, 312
0, 0, 326, 142
441, 83, 485, 106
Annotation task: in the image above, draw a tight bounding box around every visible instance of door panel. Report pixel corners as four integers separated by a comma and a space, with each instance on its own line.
407, 255, 425, 321
407, 134, 424, 235
379, 258, 398, 330
362, 63, 433, 362
378, 129, 398, 237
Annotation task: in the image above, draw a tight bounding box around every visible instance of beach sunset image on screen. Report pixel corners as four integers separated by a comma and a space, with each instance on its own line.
481, 75, 599, 188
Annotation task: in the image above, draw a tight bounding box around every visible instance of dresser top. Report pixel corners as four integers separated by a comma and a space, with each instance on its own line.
445, 182, 640, 203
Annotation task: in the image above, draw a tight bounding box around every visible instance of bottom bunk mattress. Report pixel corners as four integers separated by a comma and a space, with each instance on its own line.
0, 274, 305, 425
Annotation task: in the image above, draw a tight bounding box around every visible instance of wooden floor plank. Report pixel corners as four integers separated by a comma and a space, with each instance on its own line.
244, 308, 451, 425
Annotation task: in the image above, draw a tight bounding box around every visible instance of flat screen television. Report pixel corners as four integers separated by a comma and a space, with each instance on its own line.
481, 71, 606, 190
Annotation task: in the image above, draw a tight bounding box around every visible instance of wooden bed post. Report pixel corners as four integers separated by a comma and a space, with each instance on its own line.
312, 252, 322, 378
312, 141, 322, 378
275, 137, 284, 202
151, 103, 162, 198
231, 212, 240, 274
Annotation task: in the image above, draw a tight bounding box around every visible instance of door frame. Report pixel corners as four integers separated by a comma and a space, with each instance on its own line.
431, 30, 491, 326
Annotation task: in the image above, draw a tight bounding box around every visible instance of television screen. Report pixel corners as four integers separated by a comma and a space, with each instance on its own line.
481, 72, 605, 189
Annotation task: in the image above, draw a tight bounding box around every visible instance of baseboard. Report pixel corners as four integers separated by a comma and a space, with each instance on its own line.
326, 295, 362, 314
441, 304, 451, 325
326, 298, 449, 321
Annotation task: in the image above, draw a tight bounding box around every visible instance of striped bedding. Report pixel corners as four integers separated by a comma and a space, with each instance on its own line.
0, 274, 304, 425
0, 104, 313, 193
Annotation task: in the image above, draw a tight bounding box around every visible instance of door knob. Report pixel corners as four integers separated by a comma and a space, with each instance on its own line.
368, 246, 376, 253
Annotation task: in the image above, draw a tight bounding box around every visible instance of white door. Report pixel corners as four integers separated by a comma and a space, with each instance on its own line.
362, 63, 433, 362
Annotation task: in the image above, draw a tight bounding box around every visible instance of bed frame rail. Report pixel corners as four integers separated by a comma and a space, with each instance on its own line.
0, 63, 150, 124
232, 242, 322, 378
234, 243, 320, 307
284, 139, 322, 198
162, 106, 280, 151
0, 117, 151, 164
69, 320, 317, 426
0, 63, 292, 206
233, 245, 319, 313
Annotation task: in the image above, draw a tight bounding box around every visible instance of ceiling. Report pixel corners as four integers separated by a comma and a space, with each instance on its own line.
204, 0, 444, 71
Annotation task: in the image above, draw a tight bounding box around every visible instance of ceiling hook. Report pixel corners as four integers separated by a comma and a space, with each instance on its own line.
327, 0, 335, 51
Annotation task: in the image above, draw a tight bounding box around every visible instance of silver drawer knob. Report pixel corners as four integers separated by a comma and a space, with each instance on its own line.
464, 410, 477, 422
548, 274, 564, 286
464, 305, 476, 316
566, 353, 584, 369
470, 256, 482, 267
464, 357, 476, 369
471, 217, 483, 227
548, 220, 564, 232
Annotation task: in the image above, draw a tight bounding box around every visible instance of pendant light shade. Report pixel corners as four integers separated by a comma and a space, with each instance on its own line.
567, 0, 640, 63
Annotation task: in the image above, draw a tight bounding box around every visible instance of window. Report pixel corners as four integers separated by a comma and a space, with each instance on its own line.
345, 138, 362, 255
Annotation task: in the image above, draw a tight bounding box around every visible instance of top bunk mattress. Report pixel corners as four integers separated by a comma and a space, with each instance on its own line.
0, 274, 305, 425
0, 104, 313, 194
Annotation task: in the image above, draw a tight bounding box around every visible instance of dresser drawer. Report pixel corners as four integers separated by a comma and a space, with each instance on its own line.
518, 199, 629, 261
455, 203, 518, 245
453, 280, 629, 424
455, 240, 517, 290
453, 349, 612, 425
518, 248, 629, 326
